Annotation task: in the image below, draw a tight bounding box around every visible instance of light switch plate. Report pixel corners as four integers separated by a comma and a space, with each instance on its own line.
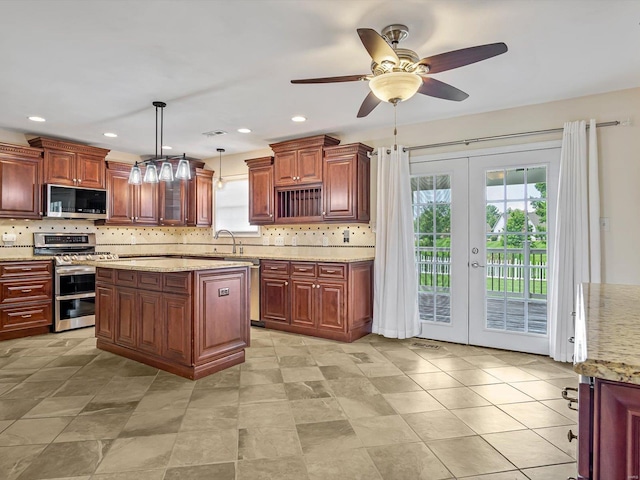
262, 236, 270, 246
291, 236, 297, 246
2, 233, 16, 242
322, 236, 329, 247
275, 237, 284, 246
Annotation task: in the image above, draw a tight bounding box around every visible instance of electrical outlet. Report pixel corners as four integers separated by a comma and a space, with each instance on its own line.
322, 236, 329, 247
130, 235, 136, 245
343, 229, 350, 243
2, 233, 16, 242
275, 237, 284, 246
291, 236, 297, 246
262, 236, 270, 246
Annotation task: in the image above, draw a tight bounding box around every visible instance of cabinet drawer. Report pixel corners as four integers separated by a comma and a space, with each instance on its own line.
0, 278, 52, 303
1, 302, 52, 331
262, 261, 290, 275
291, 262, 316, 277
317, 263, 346, 279
0, 261, 52, 278
96, 267, 115, 283
115, 270, 137, 287
138, 272, 162, 291
163, 273, 191, 294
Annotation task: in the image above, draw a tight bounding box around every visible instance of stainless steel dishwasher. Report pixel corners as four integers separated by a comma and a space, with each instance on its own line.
225, 258, 262, 327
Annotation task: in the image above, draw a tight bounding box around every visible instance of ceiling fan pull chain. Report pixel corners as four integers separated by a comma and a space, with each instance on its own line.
393, 102, 398, 151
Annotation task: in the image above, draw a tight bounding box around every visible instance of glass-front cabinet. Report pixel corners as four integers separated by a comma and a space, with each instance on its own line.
158, 179, 187, 225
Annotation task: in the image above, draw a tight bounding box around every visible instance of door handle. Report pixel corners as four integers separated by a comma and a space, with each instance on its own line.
470, 261, 485, 268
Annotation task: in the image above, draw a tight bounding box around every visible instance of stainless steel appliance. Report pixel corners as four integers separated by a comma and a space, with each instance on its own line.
45, 184, 107, 220
33, 232, 118, 332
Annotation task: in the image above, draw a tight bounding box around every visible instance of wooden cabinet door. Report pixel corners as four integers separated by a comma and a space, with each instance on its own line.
323, 154, 355, 221
162, 293, 192, 365
248, 163, 274, 224
137, 291, 162, 355
115, 287, 136, 347
76, 153, 105, 189
158, 180, 186, 225
0, 156, 42, 219
297, 147, 322, 184
594, 379, 640, 479
193, 172, 212, 226
261, 276, 289, 323
44, 150, 75, 186
274, 151, 297, 186
106, 168, 133, 224
291, 279, 316, 328
316, 280, 347, 332
135, 181, 158, 225
95, 284, 115, 341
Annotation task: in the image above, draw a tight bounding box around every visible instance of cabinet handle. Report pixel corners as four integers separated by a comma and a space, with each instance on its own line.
284, 281, 288, 285
39, 212, 43, 215
568, 400, 578, 411
567, 429, 577, 442
561, 387, 578, 403
299, 268, 308, 271
21, 314, 32, 318
325, 269, 336, 273
21, 268, 33, 271
21, 289, 33, 293
269, 267, 279, 270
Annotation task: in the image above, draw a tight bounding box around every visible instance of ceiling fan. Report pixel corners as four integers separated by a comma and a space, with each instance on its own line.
291, 24, 508, 117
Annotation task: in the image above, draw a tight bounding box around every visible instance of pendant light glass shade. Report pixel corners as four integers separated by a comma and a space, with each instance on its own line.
175, 154, 191, 180
128, 162, 142, 185
369, 72, 422, 103
143, 162, 159, 183
158, 160, 174, 182
216, 148, 225, 190
216, 178, 224, 189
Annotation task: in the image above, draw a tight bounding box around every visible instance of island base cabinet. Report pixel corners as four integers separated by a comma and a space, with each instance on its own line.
96, 266, 249, 380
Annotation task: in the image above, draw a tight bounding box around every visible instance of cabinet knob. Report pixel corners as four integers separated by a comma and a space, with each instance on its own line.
567, 429, 577, 442
284, 281, 288, 286
160, 218, 163, 221
322, 211, 326, 215
77, 179, 82, 183
269, 214, 273, 218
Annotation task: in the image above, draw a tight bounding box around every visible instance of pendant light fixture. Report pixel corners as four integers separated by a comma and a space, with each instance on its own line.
216, 148, 225, 189
128, 101, 190, 184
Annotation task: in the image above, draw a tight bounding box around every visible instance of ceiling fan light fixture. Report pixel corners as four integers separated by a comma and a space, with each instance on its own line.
369, 72, 422, 103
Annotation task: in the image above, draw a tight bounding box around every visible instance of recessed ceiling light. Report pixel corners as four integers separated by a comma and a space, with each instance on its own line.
237, 128, 251, 134
291, 116, 306, 122
161, 145, 172, 150
28, 116, 46, 122
103, 132, 118, 138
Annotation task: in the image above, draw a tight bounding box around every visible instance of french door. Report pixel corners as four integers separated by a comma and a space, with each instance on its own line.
411, 143, 559, 355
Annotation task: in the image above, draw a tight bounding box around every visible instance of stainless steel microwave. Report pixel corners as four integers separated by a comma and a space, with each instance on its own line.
45, 184, 107, 220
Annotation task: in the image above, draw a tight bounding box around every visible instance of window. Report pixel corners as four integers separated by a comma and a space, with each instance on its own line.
214, 177, 260, 235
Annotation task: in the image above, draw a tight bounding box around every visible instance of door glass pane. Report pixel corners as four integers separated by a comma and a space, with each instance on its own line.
485, 167, 548, 334
413, 174, 452, 323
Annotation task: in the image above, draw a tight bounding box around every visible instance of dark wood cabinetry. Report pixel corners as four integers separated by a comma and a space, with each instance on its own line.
0, 260, 53, 340
260, 259, 373, 342
246, 157, 275, 224
96, 266, 249, 379
158, 178, 186, 226
104, 162, 158, 225
187, 168, 213, 227
28, 137, 109, 189
271, 135, 339, 187
0, 143, 43, 219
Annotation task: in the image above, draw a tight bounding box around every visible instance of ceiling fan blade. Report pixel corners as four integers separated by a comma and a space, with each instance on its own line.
291, 74, 369, 84
357, 28, 399, 66
357, 91, 382, 118
418, 77, 469, 101
418, 42, 508, 74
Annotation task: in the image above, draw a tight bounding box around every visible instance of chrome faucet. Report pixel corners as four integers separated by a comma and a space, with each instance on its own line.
214, 229, 237, 254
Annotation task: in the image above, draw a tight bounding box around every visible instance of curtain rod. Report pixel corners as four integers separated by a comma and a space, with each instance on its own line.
369, 120, 622, 155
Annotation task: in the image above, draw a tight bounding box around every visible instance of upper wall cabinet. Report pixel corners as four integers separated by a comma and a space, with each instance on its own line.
0, 143, 43, 219
246, 157, 274, 225
187, 168, 213, 227
270, 135, 340, 187
28, 137, 110, 189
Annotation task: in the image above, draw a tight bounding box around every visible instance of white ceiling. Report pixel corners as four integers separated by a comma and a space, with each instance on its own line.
1, 0, 638, 159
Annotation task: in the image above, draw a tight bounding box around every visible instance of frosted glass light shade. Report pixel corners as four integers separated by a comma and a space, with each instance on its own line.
158, 161, 174, 182
216, 177, 224, 189
128, 163, 142, 185
143, 163, 159, 183
369, 72, 422, 103
175, 158, 191, 180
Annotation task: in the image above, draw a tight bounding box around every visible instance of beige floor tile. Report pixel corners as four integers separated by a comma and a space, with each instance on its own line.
2, 381, 64, 399
460, 355, 509, 369
0, 444, 46, 480
350, 415, 420, 447
499, 402, 574, 429
534, 425, 577, 459
451, 406, 526, 434
542, 398, 579, 422
346, 351, 389, 364
281, 366, 325, 383
290, 398, 346, 424
278, 355, 317, 367
95, 434, 176, 473
481, 367, 539, 382
357, 363, 404, 377
275, 346, 311, 357
237, 455, 309, 480
297, 419, 362, 455
469, 384, 534, 405
53, 378, 110, 397
134, 388, 193, 412
192, 368, 240, 389
239, 383, 287, 403
392, 359, 442, 374
188, 387, 238, 408
320, 364, 364, 379
382, 391, 444, 414
91, 376, 154, 403
369, 375, 422, 393
240, 368, 284, 386
272, 335, 307, 347
0, 417, 71, 445
0, 420, 12, 434
429, 357, 478, 371
508, 380, 563, 400
168, 429, 238, 466
0, 398, 42, 420
447, 369, 502, 386
284, 380, 334, 400
482, 429, 574, 468
0, 383, 16, 395
546, 376, 579, 389
244, 346, 276, 358
403, 410, 475, 441
238, 426, 302, 460
23, 395, 93, 418
410, 372, 464, 390
337, 394, 396, 419
520, 363, 575, 379
459, 471, 528, 479
429, 387, 492, 409
18, 440, 111, 479
305, 448, 381, 480
164, 463, 235, 480
23, 366, 81, 383
312, 352, 357, 366
427, 436, 514, 477
55, 413, 130, 442
180, 405, 238, 432
521, 462, 577, 479
239, 401, 295, 428
367, 442, 452, 480
120, 409, 184, 437
241, 356, 280, 370
327, 377, 379, 397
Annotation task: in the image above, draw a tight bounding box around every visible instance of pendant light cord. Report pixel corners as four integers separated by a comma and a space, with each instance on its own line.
160, 105, 164, 160
155, 105, 158, 159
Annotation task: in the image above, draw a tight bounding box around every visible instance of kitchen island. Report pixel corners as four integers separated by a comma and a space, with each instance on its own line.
91, 257, 252, 380
573, 283, 640, 479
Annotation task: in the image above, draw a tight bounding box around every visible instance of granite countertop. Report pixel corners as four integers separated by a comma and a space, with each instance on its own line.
573, 283, 640, 385
81, 257, 253, 272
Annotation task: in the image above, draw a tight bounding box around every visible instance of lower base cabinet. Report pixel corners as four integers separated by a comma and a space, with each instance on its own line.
260, 260, 372, 342
96, 266, 249, 379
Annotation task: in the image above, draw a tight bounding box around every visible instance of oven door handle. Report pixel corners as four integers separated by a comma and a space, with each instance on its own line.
56, 267, 96, 275
55, 292, 96, 301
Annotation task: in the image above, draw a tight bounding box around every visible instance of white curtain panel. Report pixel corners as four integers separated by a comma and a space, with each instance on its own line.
373, 146, 420, 339
549, 119, 601, 362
